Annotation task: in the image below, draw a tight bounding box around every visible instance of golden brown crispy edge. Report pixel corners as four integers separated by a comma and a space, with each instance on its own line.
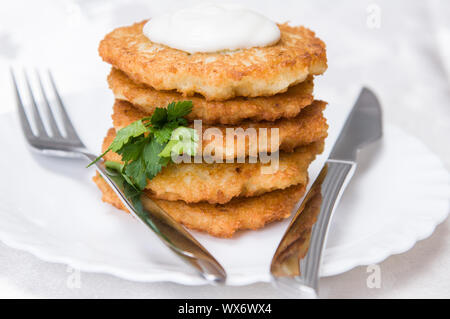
99, 21, 327, 100
102, 127, 324, 204
93, 173, 306, 237
108, 68, 315, 124
111, 99, 328, 158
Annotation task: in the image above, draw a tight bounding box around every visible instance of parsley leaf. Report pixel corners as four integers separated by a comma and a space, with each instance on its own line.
86, 120, 147, 167
105, 160, 124, 173
116, 135, 148, 162
159, 127, 198, 158
150, 108, 168, 128
176, 117, 188, 127
88, 100, 196, 195
152, 121, 179, 144
104, 162, 144, 215
167, 101, 193, 122
111, 120, 148, 152
142, 139, 168, 179
124, 157, 147, 190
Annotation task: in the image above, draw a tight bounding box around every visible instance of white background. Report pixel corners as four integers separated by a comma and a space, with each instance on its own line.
0, 0, 448, 298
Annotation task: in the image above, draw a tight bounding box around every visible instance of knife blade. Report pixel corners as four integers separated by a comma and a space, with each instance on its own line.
270, 87, 382, 297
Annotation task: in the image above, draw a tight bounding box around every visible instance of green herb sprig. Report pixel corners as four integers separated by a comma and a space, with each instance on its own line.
88, 101, 197, 193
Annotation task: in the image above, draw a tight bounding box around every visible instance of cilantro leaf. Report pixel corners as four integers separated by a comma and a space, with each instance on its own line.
167, 101, 193, 122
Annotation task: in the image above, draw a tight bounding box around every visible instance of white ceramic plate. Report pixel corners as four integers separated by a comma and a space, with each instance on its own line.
0, 89, 448, 285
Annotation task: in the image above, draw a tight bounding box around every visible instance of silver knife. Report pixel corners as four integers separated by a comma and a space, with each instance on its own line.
270, 87, 382, 297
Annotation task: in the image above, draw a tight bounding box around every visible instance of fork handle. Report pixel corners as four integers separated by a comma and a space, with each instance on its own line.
82, 152, 227, 284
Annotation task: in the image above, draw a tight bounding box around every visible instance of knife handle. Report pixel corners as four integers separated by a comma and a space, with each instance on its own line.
301, 160, 356, 288
272, 160, 356, 297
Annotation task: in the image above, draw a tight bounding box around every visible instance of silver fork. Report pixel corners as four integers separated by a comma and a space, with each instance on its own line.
11, 68, 226, 283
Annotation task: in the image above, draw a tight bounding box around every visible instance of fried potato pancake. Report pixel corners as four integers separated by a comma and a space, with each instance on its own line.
102, 128, 323, 204
112, 99, 328, 159
108, 68, 315, 124
99, 21, 327, 100
93, 174, 306, 237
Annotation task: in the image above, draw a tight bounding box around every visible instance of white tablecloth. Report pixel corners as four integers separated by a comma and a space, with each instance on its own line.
0, 0, 448, 298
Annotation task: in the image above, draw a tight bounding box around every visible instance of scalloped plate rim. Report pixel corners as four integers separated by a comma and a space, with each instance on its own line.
0, 104, 448, 285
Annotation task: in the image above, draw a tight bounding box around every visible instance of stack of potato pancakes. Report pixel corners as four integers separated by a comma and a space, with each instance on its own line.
93, 21, 328, 238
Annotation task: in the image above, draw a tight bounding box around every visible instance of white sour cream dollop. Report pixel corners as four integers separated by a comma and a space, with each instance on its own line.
143, 3, 281, 54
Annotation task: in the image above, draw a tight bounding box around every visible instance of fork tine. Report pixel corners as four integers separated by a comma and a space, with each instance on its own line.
47, 70, 82, 141
23, 70, 47, 137
11, 69, 35, 139
36, 70, 63, 138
